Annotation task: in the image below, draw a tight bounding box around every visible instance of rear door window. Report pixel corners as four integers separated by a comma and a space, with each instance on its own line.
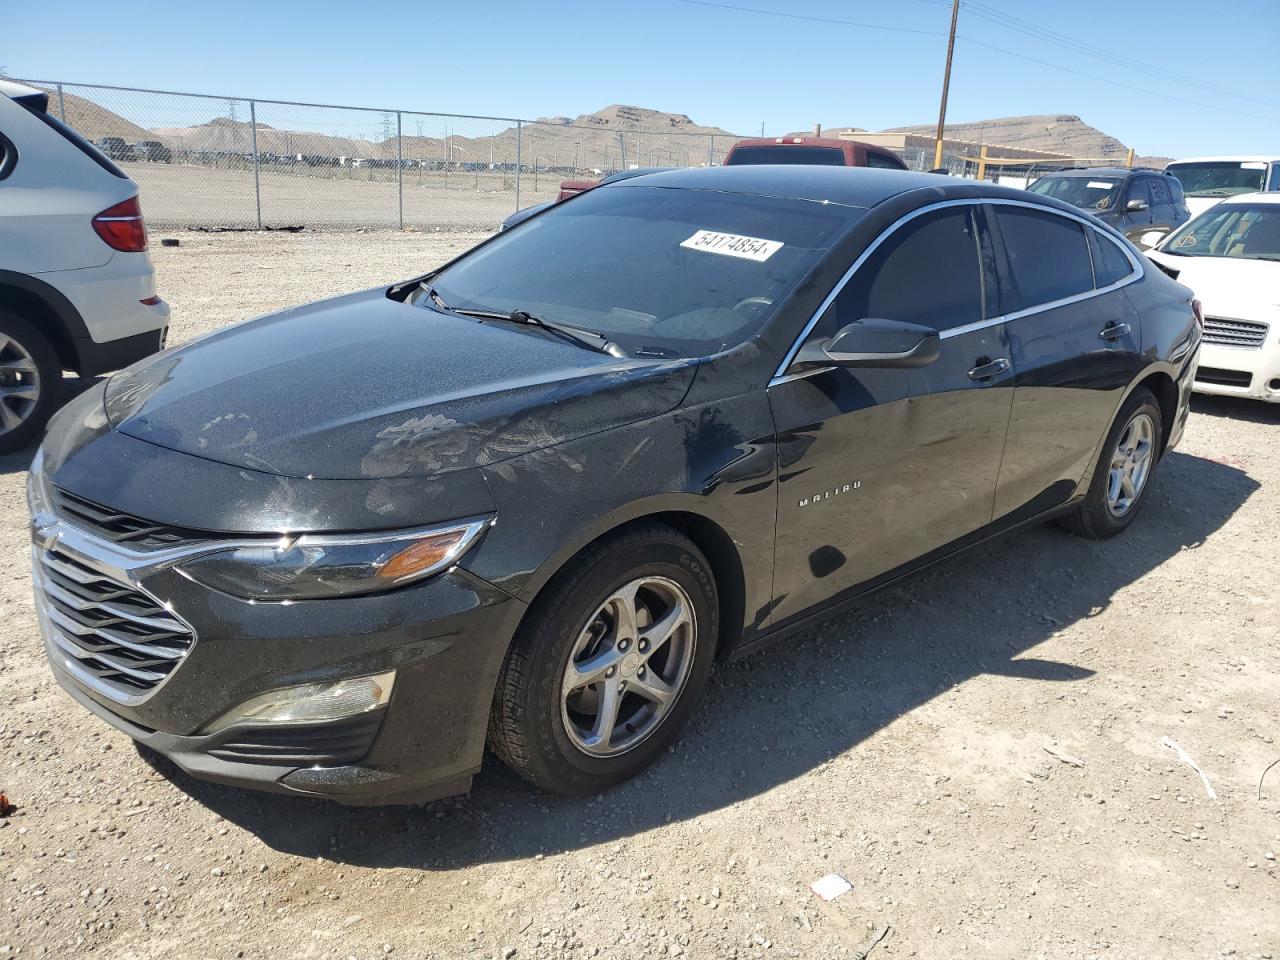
994, 207, 1094, 311
1087, 229, 1135, 287
1149, 176, 1173, 207
836, 207, 985, 332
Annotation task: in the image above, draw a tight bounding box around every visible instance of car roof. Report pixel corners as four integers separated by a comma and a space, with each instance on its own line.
611, 165, 973, 209
1215, 192, 1280, 206
729, 137, 868, 150
0, 79, 43, 100
599, 167, 672, 185
1168, 155, 1280, 165
1039, 167, 1138, 178
0, 79, 49, 111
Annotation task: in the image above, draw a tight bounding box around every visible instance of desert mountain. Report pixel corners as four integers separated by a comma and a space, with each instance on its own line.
20, 82, 1167, 169
47, 89, 151, 142
882, 114, 1169, 167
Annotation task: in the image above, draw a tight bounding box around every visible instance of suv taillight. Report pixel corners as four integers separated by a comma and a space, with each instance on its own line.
1192, 298, 1204, 330
92, 196, 148, 252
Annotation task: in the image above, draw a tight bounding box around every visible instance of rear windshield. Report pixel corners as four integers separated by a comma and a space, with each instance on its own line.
1166, 161, 1267, 198
15, 97, 128, 179
425, 184, 854, 358
1028, 175, 1123, 211
726, 145, 847, 166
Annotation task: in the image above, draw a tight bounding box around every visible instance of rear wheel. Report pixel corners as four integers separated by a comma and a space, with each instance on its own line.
488, 522, 718, 795
0, 311, 60, 454
1059, 387, 1163, 539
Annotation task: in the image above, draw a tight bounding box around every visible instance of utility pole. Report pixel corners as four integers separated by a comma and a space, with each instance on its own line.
932, 0, 961, 171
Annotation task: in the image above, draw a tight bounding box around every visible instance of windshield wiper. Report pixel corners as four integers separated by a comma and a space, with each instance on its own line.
416, 283, 623, 356
417, 283, 452, 312
498, 309, 623, 356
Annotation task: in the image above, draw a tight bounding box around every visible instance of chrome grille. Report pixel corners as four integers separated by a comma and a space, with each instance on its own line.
1202, 316, 1269, 349
36, 545, 193, 697
51, 487, 209, 550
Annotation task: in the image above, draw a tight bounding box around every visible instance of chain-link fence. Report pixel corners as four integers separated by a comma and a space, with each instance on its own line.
16, 78, 1105, 230
14, 79, 744, 232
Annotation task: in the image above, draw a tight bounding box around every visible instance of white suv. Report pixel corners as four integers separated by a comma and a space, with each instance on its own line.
0, 80, 169, 452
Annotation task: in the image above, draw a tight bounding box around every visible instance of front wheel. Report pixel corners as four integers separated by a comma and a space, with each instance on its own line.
488, 522, 719, 795
1059, 388, 1163, 539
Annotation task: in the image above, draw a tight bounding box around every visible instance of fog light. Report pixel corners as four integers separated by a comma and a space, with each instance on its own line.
203, 671, 395, 734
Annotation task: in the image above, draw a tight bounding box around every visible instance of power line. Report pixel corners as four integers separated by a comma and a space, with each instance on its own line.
675, 0, 945, 37
960, 34, 1280, 127
673, 0, 1280, 127
961, 0, 1280, 111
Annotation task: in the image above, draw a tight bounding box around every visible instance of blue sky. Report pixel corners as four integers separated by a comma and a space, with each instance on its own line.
6, 0, 1278, 157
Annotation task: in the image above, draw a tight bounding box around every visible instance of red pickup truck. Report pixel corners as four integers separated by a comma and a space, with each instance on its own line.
723, 136, 907, 170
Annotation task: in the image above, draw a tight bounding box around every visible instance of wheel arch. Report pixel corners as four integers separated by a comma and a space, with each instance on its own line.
507, 503, 750, 663
1132, 368, 1179, 454
1072, 361, 1182, 501
0, 270, 91, 373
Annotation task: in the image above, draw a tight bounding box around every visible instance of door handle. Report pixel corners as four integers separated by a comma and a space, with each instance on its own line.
1099, 322, 1132, 341
967, 357, 1010, 381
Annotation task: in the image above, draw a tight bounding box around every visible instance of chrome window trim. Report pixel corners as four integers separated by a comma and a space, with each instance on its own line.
769, 197, 1144, 385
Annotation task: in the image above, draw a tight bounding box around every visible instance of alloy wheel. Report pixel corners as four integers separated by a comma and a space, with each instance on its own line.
0, 334, 41, 436
1106, 412, 1155, 517
560, 576, 697, 758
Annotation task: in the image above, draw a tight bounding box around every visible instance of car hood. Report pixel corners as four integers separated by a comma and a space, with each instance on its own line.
1146, 251, 1280, 319
104, 289, 698, 480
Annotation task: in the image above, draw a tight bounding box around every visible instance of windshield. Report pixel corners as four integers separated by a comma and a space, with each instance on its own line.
427, 185, 852, 358
1028, 175, 1123, 211
1166, 161, 1268, 198
1160, 203, 1280, 261
726, 146, 846, 166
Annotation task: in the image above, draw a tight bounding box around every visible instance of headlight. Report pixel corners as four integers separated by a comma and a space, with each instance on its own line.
176, 518, 489, 600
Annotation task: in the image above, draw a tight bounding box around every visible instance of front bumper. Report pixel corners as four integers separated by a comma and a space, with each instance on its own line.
1192, 342, 1280, 403
33, 512, 526, 806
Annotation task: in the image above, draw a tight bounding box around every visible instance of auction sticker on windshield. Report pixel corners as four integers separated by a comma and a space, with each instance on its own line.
681, 230, 783, 262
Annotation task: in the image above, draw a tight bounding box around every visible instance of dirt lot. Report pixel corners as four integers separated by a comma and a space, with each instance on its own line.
1, 231, 1278, 960
127, 164, 560, 231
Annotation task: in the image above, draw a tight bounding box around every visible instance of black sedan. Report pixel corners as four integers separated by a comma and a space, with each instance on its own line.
29, 167, 1200, 804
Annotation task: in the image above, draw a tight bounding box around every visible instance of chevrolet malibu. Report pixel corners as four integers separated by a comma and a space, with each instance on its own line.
29, 167, 1201, 804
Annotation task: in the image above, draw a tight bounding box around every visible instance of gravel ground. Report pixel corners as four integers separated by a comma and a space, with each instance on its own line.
1, 231, 1278, 960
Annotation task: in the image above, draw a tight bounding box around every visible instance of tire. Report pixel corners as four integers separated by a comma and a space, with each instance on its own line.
488, 521, 719, 795
1058, 387, 1163, 540
0, 311, 61, 455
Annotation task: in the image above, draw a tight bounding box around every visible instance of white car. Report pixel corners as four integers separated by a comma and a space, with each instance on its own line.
1145, 193, 1280, 403
0, 80, 169, 452
1165, 156, 1280, 218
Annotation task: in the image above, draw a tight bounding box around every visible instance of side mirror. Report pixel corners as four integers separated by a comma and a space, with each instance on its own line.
794, 318, 941, 371
1138, 229, 1167, 250
1125, 198, 1149, 212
